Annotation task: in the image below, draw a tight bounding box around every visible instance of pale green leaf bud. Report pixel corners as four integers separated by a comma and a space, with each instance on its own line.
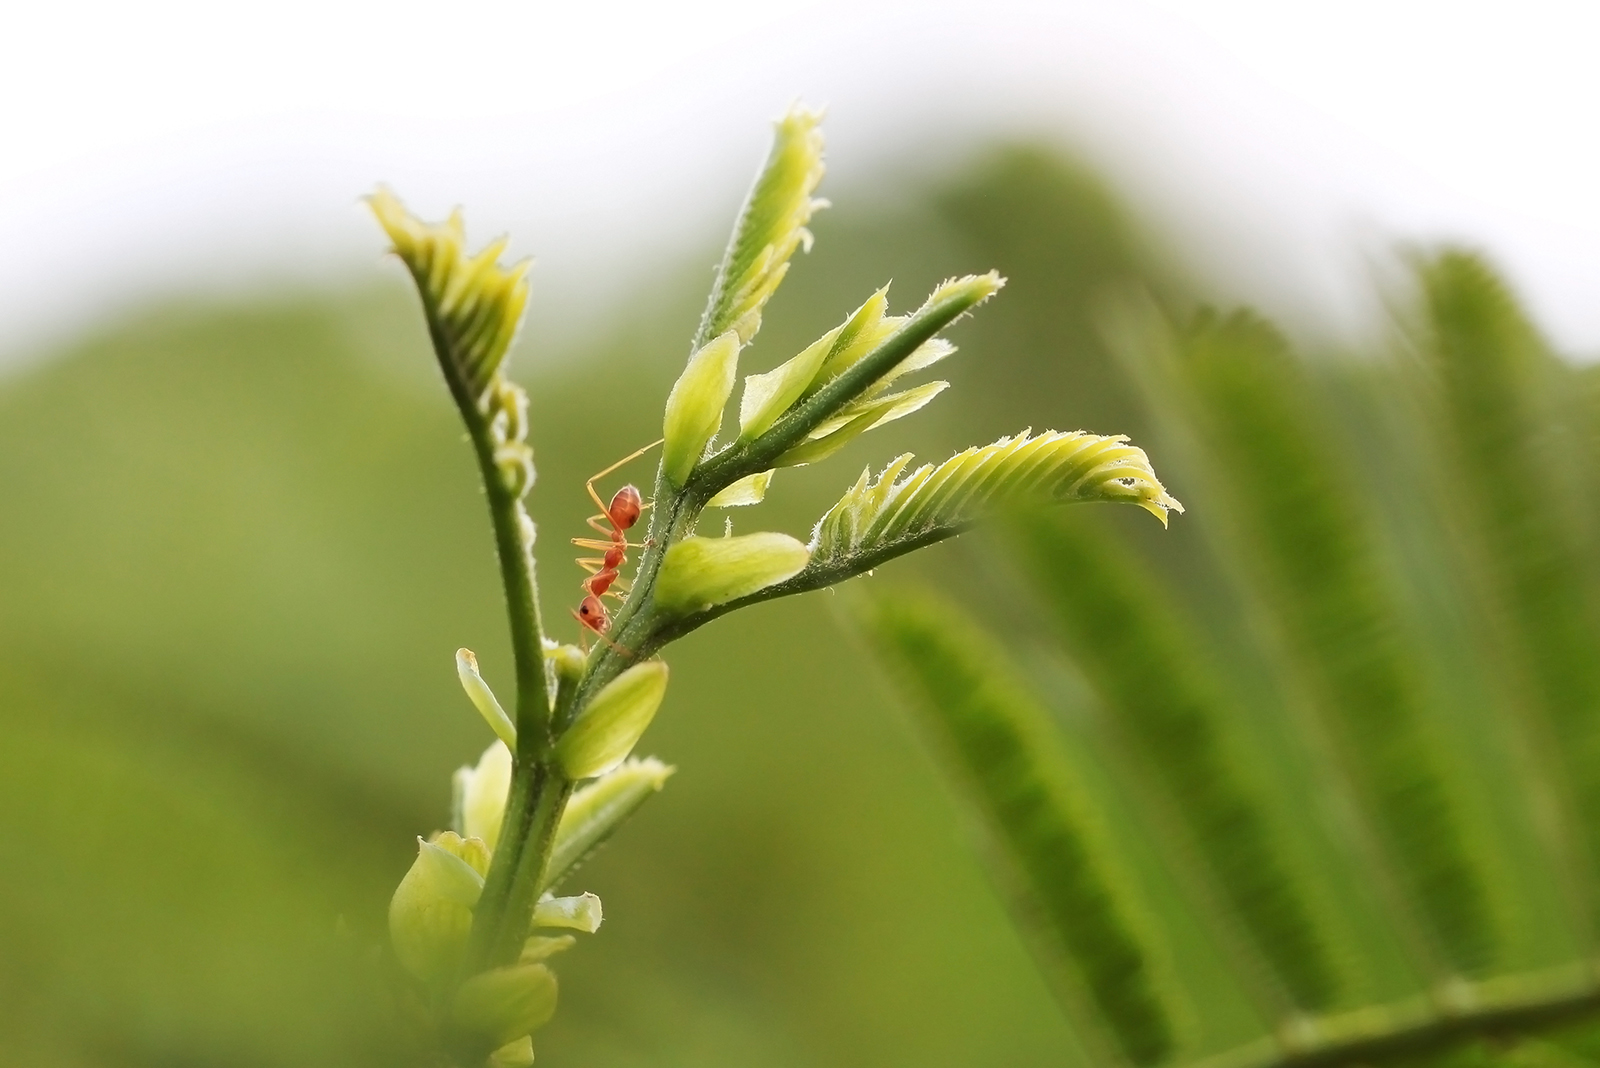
388, 832, 489, 984
777, 381, 950, 468
652, 532, 810, 616
807, 286, 894, 394
533, 892, 604, 933
457, 648, 516, 749
489, 1037, 536, 1068
546, 757, 675, 891
706, 470, 773, 508
453, 963, 559, 1049
739, 329, 839, 440
555, 662, 669, 780
433, 830, 493, 875
520, 934, 577, 962
544, 642, 586, 689
453, 740, 512, 849
662, 330, 740, 487
928, 270, 1004, 309
366, 188, 531, 407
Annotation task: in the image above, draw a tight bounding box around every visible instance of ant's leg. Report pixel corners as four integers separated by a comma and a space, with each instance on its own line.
569, 534, 643, 549
584, 438, 665, 517
591, 629, 634, 658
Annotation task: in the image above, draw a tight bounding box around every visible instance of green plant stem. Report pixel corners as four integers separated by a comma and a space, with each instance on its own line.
420, 288, 563, 975
494, 769, 574, 960
651, 525, 968, 646
566, 289, 994, 709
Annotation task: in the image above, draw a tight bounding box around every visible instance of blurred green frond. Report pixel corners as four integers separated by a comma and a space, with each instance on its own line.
809, 429, 1182, 573
1013, 510, 1338, 1014
1419, 252, 1600, 932
856, 238, 1600, 1068
1172, 309, 1496, 978
695, 105, 827, 349
860, 589, 1176, 1068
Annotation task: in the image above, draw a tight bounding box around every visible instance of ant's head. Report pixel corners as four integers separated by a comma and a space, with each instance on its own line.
577, 593, 610, 633
608, 485, 642, 531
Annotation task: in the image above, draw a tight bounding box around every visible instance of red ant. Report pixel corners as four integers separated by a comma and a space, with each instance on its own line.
570, 440, 661, 645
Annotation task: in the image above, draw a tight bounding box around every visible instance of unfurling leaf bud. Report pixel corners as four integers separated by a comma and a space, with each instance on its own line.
453, 740, 512, 849
662, 330, 740, 487
533, 892, 604, 933
706, 469, 773, 508
555, 662, 670, 780
737, 287, 892, 441
457, 649, 517, 748
545, 642, 586, 689
652, 532, 810, 616
545, 757, 675, 891
452, 963, 559, 1049
389, 832, 490, 984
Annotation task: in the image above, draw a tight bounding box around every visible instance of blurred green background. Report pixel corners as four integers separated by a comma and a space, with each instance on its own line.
3, 142, 1595, 1067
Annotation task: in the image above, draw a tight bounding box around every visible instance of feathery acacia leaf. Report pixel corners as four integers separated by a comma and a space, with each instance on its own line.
695, 106, 827, 349
1016, 510, 1339, 1013
809, 429, 1182, 571
859, 588, 1175, 1067
1419, 252, 1600, 930
368, 188, 530, 415
1176, 308, 1497, 977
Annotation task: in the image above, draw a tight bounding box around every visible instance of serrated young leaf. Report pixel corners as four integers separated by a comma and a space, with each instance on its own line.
556, 662, 670, 780
368, 188, 530, 415
775, 381, 950, 467
706, 470, 774, 508
807, 292, 898, 394
695, 106, 827, 349
810, 430, 1183, 571
739, 331, 838, 440
663, 330, 741, 487
738, 287, 895, 441
533, 893, 604, 933
653, 532, 811, 616
706, 274, 1004, 489
544, 758, 675, 892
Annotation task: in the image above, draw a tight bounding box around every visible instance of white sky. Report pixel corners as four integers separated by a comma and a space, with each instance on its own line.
4, 0, 1598, 365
